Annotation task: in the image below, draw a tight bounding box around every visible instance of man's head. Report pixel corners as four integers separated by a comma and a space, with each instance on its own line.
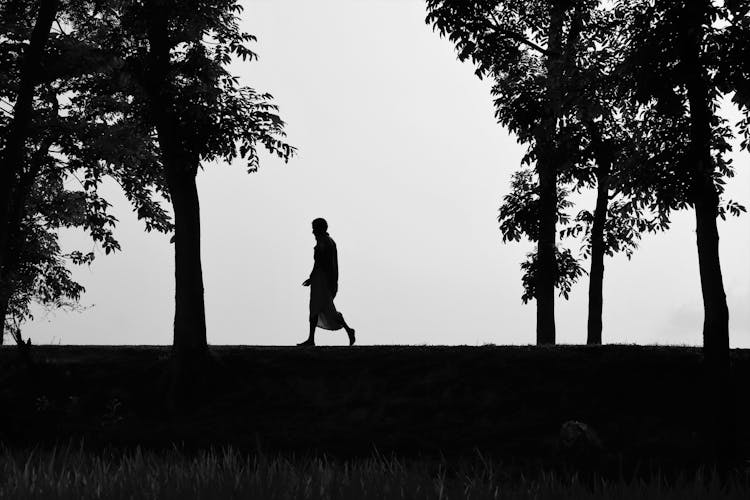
312, 218, 328, 236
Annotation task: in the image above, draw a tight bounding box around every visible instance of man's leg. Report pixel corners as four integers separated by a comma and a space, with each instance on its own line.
297, 315, 317, 346
339, 313, 356, 346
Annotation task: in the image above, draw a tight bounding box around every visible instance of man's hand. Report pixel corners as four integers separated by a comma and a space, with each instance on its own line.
302, 279, 310, 287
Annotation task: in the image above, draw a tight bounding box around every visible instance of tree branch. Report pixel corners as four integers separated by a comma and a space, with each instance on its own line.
489, 16, 556, 58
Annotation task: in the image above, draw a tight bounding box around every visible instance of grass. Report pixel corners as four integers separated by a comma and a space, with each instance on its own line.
1, 445, 749, 499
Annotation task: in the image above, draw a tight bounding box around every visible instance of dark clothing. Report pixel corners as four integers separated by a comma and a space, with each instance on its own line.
311, 234, 338, 296
309, 234, 343, 330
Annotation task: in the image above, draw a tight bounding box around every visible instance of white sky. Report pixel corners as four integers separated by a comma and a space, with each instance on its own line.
23, 0, 750, 346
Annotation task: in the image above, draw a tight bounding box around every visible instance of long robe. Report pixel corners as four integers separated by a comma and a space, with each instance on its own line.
309, 234, 343, 330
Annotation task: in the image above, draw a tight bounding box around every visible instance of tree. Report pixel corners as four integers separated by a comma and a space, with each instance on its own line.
427, 0, 590, 344
428, 1, 744, 348
497, 168, 587, 307
555, 5, 676, 345
621, 0, 748, 461
2, 179, 88, 349
623, 0, 746, 369
0, 111, 170, 348
0, 0, 59, 308
72, 0, 295, 366
1, 1, 173, 347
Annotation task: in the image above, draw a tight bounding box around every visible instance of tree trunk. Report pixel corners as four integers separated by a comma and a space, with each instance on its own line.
687, 98, 729, 376
587, 162, 610, 345
534, 1, 566, 345
683, 2, 729, 376
536, 153, 557, 345
145, 8, 208, 362
694, 179, 733, 463
584, 119, 612, 346
694, 197, 729, 365
165, 168, 208, 355
683, 0, 732, 463
0, 0, 57, 293
161, 164, 211, 408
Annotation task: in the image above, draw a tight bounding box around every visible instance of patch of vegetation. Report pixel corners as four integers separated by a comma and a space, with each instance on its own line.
1, 445, 748, 500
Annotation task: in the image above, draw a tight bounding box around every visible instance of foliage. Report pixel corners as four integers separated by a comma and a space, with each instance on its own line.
520, 248, 587, 303
428, 1, 594, 307
619, 0, 746, 211
0, 1, 174, 342
431, 1, 746, 314
498, 168, 586, 302
427, 1, 673, 305
561, 199, 671, 260
2, 0, 295, 347
426, 0, 590, 151
3, 218, 85, 343
497, 168, 575, 244
67, 0, 296, 174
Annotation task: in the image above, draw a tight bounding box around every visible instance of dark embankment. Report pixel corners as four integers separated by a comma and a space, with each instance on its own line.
1, 345, 749, 468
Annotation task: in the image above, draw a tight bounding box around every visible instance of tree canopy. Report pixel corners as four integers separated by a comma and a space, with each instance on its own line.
0, 0, 176, 345
427, 0, 747, 348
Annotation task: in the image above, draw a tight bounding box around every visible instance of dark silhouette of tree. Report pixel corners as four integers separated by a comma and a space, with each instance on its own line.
428, 1, 665, 345
2, 2, 292, 375
0, 0, 59, 319
497, 168, 587, 306
427, 0, 588, 344
3, 180, 87, 349
1, 1, 173, 347
71, 0, 295, 370
0, 104, 170, 348
553, 6, 675, 345
623, 0, 746, 370
620, 0, 748, 462
428, 1, 746, 349
565, 7, 635, 345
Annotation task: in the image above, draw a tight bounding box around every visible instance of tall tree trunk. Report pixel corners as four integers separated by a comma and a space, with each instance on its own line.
0, 0, 57, 294
687, 92, 729, 373
587, 162, 610, 345
536, 153, 557, 345
693, 191, 729, 366
145, 9, 208, 361
683, 2, 729, 376
683, 0, 732, 463
164, 167, 207, 355
534, 1, 566, 345
584, 120, 612, 345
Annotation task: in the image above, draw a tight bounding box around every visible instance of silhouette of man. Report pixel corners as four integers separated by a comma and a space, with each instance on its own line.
298, 218, 356, 346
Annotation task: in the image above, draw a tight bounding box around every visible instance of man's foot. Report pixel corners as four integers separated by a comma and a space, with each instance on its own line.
297, 339, 315, 346
347, 328, 356, 346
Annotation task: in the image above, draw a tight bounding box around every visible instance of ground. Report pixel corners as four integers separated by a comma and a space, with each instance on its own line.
1, 345, 748, 471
